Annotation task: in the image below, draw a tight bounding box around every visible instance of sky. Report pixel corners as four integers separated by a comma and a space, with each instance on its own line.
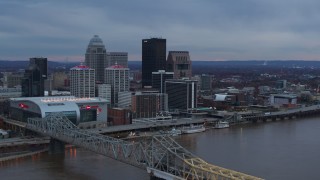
1, 0, 320, 61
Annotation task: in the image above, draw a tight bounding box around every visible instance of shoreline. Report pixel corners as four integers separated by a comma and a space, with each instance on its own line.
0, 148, 48, 162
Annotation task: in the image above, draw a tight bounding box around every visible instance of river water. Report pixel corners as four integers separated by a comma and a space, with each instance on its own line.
1, 117, 320, 180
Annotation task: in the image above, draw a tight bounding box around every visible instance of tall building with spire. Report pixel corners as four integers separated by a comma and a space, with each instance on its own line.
85, 35, 107, 83
142, 38, 166, 87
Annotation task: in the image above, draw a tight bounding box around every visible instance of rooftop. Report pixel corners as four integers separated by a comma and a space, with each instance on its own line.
88, 35, 105, 46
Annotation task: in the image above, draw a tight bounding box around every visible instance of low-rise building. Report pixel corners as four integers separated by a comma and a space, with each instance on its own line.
9, 96, 109, 124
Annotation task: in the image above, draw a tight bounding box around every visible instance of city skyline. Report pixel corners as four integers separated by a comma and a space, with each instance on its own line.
1, 0, 320, 61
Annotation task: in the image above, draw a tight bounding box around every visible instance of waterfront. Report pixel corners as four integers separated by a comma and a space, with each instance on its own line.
1, 117, 320, 180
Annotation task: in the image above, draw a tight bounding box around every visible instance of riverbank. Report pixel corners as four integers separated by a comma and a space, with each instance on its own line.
0, 148, 48, 162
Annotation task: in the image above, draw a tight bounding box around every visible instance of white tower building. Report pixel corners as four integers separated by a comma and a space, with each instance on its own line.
70, 65, 95, 98
105, 64, 129, 107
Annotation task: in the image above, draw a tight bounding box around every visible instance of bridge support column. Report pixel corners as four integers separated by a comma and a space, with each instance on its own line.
49, 138, 65, 154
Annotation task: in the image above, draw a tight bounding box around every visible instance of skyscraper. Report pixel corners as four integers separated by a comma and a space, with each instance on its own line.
166, 51, 192, 79
165, 79, 197, 111
142, 38, 166, 87
21, 57, 47, 97
85, 35, 107, 83
200, 74, 212, 90
29, 57, 48, 80
70, 65, 95, 98
105, 64, 129, 107
152, 70, 174, 93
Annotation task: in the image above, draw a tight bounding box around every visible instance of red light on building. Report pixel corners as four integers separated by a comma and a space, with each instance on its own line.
19, 103, 29, 109
85, 105, 91, 110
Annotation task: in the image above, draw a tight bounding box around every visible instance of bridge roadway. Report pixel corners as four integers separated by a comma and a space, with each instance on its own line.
0, 137, 49, 148
26, 112, 262, 180
1, 115, 216, 134
88, 118, 216, 134
240, 104, 320, 121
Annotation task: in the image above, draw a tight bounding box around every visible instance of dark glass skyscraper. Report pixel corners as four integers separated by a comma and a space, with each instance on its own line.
165, 79, 198, 111
142, 38, 166, 87
152, 70, 174, 93
29, 57, 48, 80
21, 57, 48, 97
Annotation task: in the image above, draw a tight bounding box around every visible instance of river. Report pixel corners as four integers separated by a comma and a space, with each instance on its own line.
1, 117, 320, 180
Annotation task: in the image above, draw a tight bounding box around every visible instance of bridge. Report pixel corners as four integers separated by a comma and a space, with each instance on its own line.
26, 112, 262, 180
239, 105, 320, 122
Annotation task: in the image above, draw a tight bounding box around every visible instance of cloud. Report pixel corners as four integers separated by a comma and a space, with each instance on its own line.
1, 0, 320, 61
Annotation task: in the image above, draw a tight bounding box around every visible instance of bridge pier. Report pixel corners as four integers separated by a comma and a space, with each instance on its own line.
49, 138, 65, 154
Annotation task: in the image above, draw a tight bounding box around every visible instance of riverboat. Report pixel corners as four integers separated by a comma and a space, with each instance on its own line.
167, 127, 182, 136
215, 121, 229, 129
181, 124, 206, 134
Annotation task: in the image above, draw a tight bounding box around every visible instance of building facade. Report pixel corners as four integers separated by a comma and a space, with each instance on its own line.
70, 65, 95, 98
142, 38, 166, 87
85, 35, 107, 83
21, 57, 48, 97
200, 74, 212, 90
104, 65, 129, 107
107, 52, 128, 68
166, 51, 192, 79
52, 71, 69, 90
131, 92, 168, 118
98, 84, 111, 102
29, 57, 48, 80
9, 96, 108, 124
107, 108, 132, 126
165, 79, 197, 111
2, 72, 24, 88
152, 70, 174, 93
118, 91, 132, 108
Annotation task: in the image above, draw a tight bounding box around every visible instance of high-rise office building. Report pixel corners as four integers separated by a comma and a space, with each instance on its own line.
104, 65, 129, 107
85, 35, 107, 83
107, 52, 128, 68
152, 70, 174, 93
29, 57, 48, 80
21, 57, 48, 97
200, 74, 212, 90
142, 38, 166, 87
165, 79, 197, 111
166, 51, 192, 79
70, 65, 95, 98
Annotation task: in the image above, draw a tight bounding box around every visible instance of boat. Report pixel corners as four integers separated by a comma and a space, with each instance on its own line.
181, 124, 206, 134
167, 127, 182, 136
215, 121, 229, 129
